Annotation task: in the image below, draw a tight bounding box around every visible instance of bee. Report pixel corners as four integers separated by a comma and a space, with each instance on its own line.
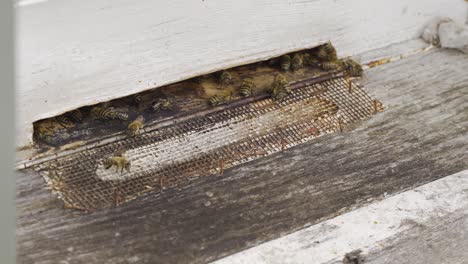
209, 94, 227, 106
127, 115, 145, 136
67, 109, 83, 123
103, 156, 131, 173
341, 58, 363, 77
91, 107, 129, 121
280, 55, 292, 71
303, 53, 319, 67
36, 126, 55, 145
320, 61, 341, 71
239, 78, 256, 97
152, 98, 173, 112
217, 70, 233, 86
291, 54, 304, 71
270, 74, 290, 101
54, 115, 73, 127
317, 42, 338, 62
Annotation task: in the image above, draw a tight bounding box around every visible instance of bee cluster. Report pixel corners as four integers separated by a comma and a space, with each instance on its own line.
206, 42, 362, 107
35, 94, 175, 146
34, 41, 363, 160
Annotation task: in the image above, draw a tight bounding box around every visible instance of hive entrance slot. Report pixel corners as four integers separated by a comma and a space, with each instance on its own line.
32, 42, 362, 151
28, 42, 383, 210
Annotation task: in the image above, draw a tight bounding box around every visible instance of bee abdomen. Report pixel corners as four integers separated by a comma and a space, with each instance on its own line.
317, 42, 338, 62
209, 95, 227, 106
110, 112, 129, 121
320, 61, 341, 71
54, 115, 73, 126
280, 55, 291, 71
91, 107, 112, 120
91, 107, 128, 121
239, 79, 256, 97
67, 109, 83, 122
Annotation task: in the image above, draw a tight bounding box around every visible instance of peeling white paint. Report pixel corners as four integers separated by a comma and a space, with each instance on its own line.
15, 0, 467, 148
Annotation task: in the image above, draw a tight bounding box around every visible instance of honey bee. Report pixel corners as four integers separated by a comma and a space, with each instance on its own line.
280, 55, 292, 71
239, 78, 256, 97
341, 58, 363, 77
91, 107, 129, 121
291, 54, 304, 71
217, 70, 233, 86
127, 115, 145, 136
270, 74, 290, 101
152, 98, 173, 112
303, 53, 319, 67
209, 94, 227, 106
36, 126, 55, 145
104, 156, 131, 173
67, 109, 83, 123
54, 115, 73, 127
320, 61, 341, 71
317, 42, 338, 62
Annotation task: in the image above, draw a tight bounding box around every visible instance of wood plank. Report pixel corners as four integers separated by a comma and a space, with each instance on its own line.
213, 170, 468, 264
16, 48, 468, 263
15, 0, 467, 147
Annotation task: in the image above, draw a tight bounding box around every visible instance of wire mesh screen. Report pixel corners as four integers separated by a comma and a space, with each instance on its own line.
32, 76, 383, 211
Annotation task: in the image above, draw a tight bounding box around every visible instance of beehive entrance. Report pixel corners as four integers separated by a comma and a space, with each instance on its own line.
32, 74, 383, 211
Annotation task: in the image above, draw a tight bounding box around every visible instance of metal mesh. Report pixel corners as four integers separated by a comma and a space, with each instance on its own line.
33, 76, 383, 211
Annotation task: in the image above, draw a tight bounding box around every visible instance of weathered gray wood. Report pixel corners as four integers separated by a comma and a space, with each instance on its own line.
214, 170, 468, 264
17, 48, 468, 264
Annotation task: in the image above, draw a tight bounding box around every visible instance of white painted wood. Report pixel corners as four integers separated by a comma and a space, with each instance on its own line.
15, 0, 467, 148
212, 170, 468, 264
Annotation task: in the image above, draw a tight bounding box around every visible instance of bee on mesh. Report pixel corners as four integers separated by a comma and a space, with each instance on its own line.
316, 42, 338, 62
319, 61, 342, 71
270, 74, 290, 101
127, 115, 145, 136
103, 149, 131, 173
341, 58, 363, 77
91, 106, 129, 121
239, 78, 256, 97
152, 98, 173, 112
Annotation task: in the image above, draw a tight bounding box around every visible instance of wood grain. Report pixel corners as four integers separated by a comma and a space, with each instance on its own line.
16, 48, 468, 264
15, 0, 467, 147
